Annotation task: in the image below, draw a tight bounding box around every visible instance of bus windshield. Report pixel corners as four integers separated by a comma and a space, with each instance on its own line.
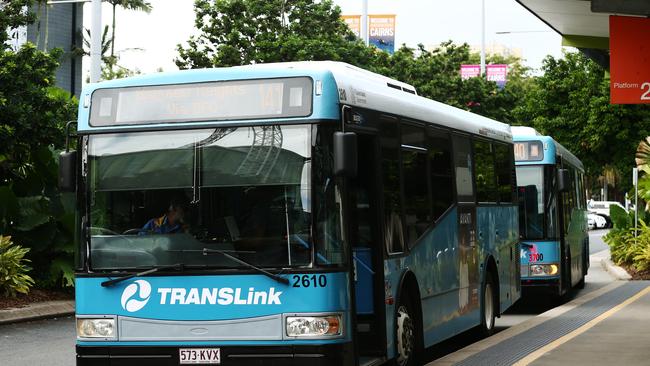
87, 124, 338, 271
516, 166, 545, 239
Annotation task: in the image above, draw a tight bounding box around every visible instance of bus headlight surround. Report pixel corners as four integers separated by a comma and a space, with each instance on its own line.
77, 317, 116, 339
286, 314, 342, 337
530, 263, 559, 276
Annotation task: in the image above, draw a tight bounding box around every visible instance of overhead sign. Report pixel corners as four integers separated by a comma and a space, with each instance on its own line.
487, 64, 508, 89
610, 15, 650, 104
341, 15, 361, 38
369, 14, 396, 54
460, 64, 508, 88
461, 65, 481, 80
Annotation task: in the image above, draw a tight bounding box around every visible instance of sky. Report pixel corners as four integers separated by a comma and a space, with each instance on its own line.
82, 0, 566, 82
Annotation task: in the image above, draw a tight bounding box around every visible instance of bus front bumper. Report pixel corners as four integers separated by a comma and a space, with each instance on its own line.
76, 343, 354, 366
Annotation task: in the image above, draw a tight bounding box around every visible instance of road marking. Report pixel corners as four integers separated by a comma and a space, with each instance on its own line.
513, 284, 650, 366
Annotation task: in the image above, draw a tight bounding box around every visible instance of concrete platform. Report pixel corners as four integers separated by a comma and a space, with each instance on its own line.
531, 286, 650, 366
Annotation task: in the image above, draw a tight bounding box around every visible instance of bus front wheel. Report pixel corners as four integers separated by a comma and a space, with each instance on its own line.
395, 296, 421, 366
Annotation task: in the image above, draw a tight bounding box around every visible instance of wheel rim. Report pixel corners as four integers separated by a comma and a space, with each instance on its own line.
484, 282, 494, 330
396, 305, 414, 366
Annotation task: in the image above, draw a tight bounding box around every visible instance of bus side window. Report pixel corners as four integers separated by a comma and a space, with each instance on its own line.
401, 122, 430, 247
494, 143, 514, 204
380, 115, 405, 254
452, 135, 475, 203
474, 139, 498, 203
428, 128, 454, 220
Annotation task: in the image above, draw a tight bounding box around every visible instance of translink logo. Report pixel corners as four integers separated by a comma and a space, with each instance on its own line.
120, 280, 284, 312
157, 287, 283, 305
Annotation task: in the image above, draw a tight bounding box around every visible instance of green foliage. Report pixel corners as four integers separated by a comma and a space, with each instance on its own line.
372, 42, 531, 125
610, 203, 632, 230
0, 235, 35, 297
1, 4, 78, 288
176, 0, 375, 69
604, 216, 650, 272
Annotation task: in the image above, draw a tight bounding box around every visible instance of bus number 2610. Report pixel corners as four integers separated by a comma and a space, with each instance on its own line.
292, 275, 327, 288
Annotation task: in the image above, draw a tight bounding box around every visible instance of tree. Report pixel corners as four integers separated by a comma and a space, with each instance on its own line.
1, 0, 78, 288
176, 0, 375, 69
515, 51, 650, 197
372, 42, 531, 125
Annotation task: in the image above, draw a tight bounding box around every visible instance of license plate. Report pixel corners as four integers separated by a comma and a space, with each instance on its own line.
179, 348, 221, 364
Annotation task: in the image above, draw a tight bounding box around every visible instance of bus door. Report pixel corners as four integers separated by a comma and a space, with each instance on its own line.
556, 161, 570, 294
453, 135, 480, 314
347, 130, 387, 358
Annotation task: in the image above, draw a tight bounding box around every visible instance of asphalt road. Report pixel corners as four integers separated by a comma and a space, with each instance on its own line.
0, 230, 614, 366
589, 229, 609, 254
0, 315, 75, 366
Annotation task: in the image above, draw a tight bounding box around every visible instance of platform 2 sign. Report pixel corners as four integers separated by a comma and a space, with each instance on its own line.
610, 16, 650, 104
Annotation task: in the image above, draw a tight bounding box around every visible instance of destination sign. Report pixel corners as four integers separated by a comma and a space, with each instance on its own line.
514, 141, 544, 162
90, 77, 313, 127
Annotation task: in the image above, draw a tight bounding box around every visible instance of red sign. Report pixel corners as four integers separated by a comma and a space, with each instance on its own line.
610, 16, 650, 104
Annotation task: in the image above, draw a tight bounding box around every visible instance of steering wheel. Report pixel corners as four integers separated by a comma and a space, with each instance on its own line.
122, 228, 145, 235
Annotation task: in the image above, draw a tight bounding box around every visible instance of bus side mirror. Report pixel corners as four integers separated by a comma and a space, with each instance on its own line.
557, 168, 570, 192
333, 132, 358, 178
59, 150, 77, 192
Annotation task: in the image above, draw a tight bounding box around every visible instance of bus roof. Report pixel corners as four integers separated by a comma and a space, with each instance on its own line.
511, 126, 584, 170
78, 61, 512, 142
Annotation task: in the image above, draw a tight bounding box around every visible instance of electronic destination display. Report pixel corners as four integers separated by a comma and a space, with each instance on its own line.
89, 77, 313, 127
514, 141, 544, 161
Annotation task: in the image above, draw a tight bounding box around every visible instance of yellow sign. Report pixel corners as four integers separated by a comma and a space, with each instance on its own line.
341, 15, 361, 38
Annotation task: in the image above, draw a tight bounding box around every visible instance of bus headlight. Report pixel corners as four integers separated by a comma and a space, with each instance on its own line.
286, 314, 342, 337
77, 318, 116, 338
530, 264, 559, 276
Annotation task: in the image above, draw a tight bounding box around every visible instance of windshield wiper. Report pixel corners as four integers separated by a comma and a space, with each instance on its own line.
168, 248, 289, 285
100, 263, 185, 287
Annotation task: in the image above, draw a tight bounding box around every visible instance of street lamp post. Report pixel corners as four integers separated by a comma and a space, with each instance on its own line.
480, 0, 486, 76
361, 0, 369, 46
90, 0, 101, 83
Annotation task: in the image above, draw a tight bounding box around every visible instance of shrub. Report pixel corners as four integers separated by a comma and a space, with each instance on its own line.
604, 218, 650, 272
0, 235, 35, 297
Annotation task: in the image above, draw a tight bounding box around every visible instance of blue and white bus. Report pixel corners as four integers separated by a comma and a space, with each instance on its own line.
513, 127, 589, 297
62, 62, 521, 366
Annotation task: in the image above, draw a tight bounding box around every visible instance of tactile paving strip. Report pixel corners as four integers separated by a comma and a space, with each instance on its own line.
455, 281, 650, 366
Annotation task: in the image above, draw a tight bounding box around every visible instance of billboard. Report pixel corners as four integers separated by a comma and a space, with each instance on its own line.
461, 65, 481, 80
369, 14, 396, 54
610, 15, 650, 104
487, 64, 508, 89
460, 64, 508, 88
342, 15, 361, 38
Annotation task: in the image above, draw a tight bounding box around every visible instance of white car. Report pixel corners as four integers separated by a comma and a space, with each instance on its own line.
588, 200, 626, 217
588, 213, 607, 229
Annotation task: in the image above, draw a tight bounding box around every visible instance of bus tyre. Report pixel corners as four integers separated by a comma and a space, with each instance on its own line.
478, 273, 496, 337
395, 297, 420, 366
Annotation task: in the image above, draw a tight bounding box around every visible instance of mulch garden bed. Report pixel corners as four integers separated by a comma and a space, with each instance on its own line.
0, 288, 73, 310
620, 263, 650, 280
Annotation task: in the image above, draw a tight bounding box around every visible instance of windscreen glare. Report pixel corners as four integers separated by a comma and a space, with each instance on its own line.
87, 125, 336, 270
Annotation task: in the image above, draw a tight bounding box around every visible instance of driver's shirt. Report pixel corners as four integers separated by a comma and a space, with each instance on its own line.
140, 215, 181, 235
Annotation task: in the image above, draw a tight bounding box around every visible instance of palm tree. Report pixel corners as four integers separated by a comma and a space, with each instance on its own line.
105, 0, 152, 59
